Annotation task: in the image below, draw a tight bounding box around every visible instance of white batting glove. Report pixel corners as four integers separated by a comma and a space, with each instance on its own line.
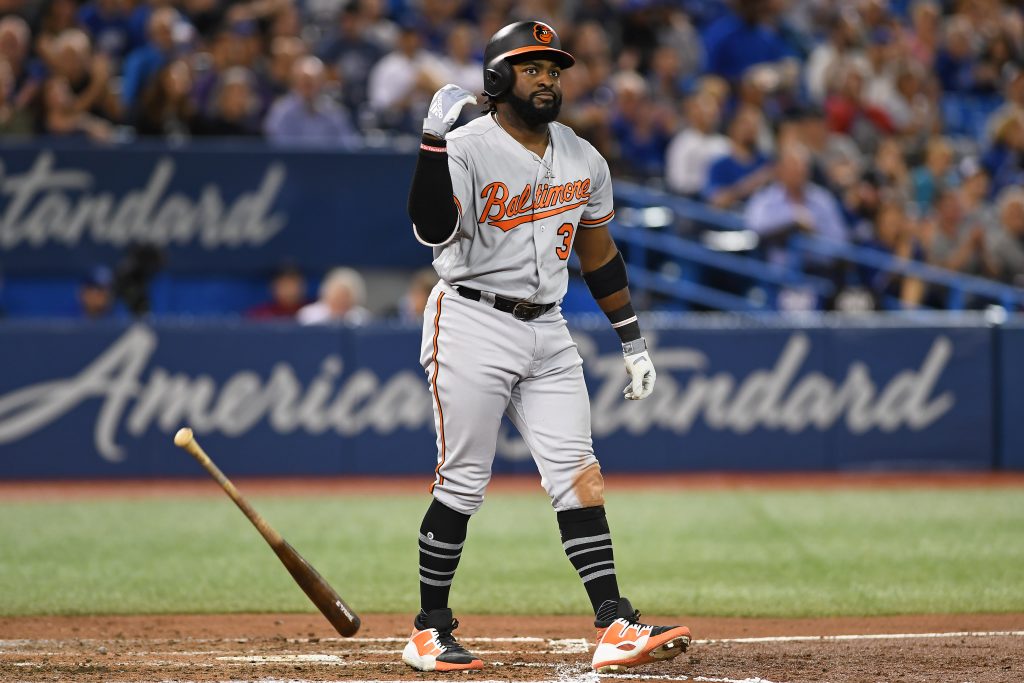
621, 338, 656, 400
423, 84, 477, 139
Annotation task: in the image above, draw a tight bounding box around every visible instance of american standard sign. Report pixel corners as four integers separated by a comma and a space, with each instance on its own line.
0, 325, 957, 464
0, 153, 287, 249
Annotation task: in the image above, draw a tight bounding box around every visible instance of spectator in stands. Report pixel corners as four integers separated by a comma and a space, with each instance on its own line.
357, 0, 398, 51
734, 64, 789, 142
863, 200, 927, 308
192, 20, 267, 118
318, 3, 384, 118
804, 9, 860, 105
435, 22, 482, 99
986, 186, 1024, 285
923, 187, 998, 278
266, 36, 307, 100
264, 56, 360, 147
78, 0, 133, 60
34, 0, 80, 67
972, 31, 1018, 97
871, 137, 912, 204
987, 67, 1024, 141
862, 28, 901, 116
982, 111, 1024, 196
298, 267, 371, 326
194, 66, 261, 137
608, 71, 674, 179
934, 16, 983, 94
78, 265, 120, 319
136, 59, 195, 137
247, 263, 309, 319
647, 44, 691, 109
664, 91, 729, 198
744, 144, 849, 267
703, 105, 773, 209
888, 63, 939, 144
0, 57, 32, 136
702, 0, 798, 83
825, 60, 896, 152
0, 16, 42, 117
40, 75, 114, 140
958, 157, 997, 229
391, 267, 438, 324
911, 136, 955, 210
654, 8, 702, 87
903, 0, 940, 68
366, 21, 444, 134
781, 104, 863, 196
48, 29, 120, 122
120, 7, 185, 112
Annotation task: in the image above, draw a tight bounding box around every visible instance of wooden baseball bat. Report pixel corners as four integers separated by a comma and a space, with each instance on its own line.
173, 427, 360, 637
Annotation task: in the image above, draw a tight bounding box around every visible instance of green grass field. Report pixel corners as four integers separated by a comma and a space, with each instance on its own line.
1, 488, 1023, 618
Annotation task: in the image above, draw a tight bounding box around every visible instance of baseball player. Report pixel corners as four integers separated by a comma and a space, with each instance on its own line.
401, 21, 691, 673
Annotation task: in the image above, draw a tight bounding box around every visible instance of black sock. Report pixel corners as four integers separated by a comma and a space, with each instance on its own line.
418, 498, 470, 612
557, 506, 620, 613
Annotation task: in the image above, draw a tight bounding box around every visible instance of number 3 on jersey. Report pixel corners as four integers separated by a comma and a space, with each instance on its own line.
555, 222, 575, 260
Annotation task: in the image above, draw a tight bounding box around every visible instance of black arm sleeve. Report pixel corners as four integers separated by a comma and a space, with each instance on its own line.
408, 135, 459, 246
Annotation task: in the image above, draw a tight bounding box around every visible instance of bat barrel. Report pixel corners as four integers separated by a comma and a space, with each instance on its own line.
173, 427, 359, 637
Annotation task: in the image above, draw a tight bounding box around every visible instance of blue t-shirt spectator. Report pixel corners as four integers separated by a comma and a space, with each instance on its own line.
703, 152, 769, 201
78, 2, 132, 59
121, 44, 167, 109
702, 12, 794, 80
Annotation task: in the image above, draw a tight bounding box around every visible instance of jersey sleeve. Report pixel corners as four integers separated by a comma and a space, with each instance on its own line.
448, 139, 472, 231
580, 145, 615, 229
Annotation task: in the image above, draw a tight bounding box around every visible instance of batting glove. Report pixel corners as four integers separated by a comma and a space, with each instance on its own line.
622, 338, 656, 400
423, 84, 478, 139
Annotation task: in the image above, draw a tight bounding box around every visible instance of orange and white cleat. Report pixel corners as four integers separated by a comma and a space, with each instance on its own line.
402, 608, 484, 672
591, 597, 691, 673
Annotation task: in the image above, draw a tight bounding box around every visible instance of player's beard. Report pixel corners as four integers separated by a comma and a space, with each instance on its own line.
506, 88, 562, 128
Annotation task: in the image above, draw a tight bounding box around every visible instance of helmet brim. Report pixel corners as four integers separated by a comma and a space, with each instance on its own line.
498, 45, 575, 69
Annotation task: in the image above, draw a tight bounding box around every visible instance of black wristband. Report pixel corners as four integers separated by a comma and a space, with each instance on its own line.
607, 303, 641, 343
582, 252, 628, 300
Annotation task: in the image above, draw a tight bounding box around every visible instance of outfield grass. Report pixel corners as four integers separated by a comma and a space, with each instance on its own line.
1, 488, 1022, 617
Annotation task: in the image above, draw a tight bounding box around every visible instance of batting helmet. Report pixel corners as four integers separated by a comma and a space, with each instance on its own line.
483, 21, 575, 98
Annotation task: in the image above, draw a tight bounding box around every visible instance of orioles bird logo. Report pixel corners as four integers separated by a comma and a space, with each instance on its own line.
533, 23, 553, 44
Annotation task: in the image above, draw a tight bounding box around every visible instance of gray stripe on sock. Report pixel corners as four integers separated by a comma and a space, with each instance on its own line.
419, 533, 465, 550
419, 566, 458, 577
419, 547, 462, 560
419, 574, 454, 587
575, 560, 615, 575
567, 543, 614, 561
581, 568, 617, 584
562, 533, 611, 551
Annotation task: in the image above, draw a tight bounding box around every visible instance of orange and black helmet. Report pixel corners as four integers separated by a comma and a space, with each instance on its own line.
483, 21, 575, 98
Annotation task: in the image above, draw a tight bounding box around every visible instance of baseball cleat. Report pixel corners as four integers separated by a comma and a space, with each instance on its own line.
591, 597, 691, 673
402, 608, 484, 672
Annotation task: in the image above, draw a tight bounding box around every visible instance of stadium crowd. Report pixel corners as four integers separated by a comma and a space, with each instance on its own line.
1, 0, 1024, 316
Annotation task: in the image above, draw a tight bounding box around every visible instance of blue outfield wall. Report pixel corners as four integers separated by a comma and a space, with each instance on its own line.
0, 319, 1009, 478
1000, 322, 1024, 470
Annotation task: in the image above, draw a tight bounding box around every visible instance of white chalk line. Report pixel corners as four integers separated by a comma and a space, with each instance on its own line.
694, 629, 1024, 645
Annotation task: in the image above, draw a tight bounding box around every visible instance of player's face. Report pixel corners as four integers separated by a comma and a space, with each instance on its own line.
507, 59, 562, 126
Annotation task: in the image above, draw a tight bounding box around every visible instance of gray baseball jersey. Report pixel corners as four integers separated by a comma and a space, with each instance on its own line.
415, 113, 616, 303
415, 112, 614, 515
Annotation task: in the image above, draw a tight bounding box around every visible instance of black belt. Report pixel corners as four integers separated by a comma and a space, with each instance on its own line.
455, 286, 556, 321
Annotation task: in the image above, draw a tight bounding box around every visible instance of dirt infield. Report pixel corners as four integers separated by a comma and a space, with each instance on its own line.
2, 612, 1022, 683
